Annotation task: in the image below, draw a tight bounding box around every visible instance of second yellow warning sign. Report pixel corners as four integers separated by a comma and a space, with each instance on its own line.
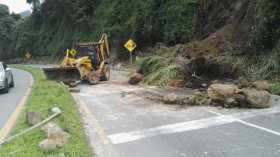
124, 39, 137, 53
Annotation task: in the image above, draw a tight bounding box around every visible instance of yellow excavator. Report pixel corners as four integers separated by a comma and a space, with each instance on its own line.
43, 33, 111, 85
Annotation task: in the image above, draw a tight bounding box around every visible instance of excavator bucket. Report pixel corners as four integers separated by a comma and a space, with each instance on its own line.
43, 67, 80, 84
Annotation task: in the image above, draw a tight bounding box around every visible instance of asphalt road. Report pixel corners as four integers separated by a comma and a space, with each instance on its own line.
0, 68, 32, 129
73, 71, 280, 157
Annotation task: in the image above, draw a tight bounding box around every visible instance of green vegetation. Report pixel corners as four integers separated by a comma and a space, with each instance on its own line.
271, 83, 280, 95
135, 0, 280, 87
0, 66, 91, 157
0, 4, 20, 59
0, 0, 279, 87
249, 0, 280, 53
138, 56, 178, 87
0, 0, 198, 59
137, 44, 185, 87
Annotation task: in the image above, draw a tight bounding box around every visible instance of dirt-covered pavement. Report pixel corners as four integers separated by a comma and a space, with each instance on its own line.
73, 70, 280, 157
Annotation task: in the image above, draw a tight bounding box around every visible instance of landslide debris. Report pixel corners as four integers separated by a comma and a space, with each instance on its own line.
134, 28, 239, 88
129, 73, 144, 85
157, 82, 272, 108
133, 0, 280, 97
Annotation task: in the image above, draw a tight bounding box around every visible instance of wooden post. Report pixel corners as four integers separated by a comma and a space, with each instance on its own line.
130, 52, 133, 64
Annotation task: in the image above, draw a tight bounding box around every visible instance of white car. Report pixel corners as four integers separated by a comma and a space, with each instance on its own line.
0, 62, 14, 93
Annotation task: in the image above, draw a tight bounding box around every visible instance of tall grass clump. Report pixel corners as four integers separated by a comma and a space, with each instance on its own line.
138, 56, 178, 87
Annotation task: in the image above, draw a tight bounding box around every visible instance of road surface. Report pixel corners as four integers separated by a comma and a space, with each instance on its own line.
0, 68, 32, 129
73, 71, 280, 157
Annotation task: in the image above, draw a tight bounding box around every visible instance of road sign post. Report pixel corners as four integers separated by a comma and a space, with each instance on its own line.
124, 39, 137, 64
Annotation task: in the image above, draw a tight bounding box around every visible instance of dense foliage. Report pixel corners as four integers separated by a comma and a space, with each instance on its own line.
0, 4, 20, 59
3, 0, 198, 59
249, 0, 280, 53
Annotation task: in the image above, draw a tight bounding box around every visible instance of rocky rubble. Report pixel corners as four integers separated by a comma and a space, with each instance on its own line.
252, 81, 271, 91
39, 122, 70, 152
162, 93, 179, 104
27, 110, 69, 153
207, 83, 272, 108
158, 81, 272, 109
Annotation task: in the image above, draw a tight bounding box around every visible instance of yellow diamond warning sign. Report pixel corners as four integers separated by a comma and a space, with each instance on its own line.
25, 52, 32, 59
124, 39, 137, 53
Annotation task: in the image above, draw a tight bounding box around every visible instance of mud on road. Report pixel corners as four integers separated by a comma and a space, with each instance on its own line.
73, 70, 280, 157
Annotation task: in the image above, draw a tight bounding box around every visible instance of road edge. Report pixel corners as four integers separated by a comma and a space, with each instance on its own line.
72, 93, 118, 157
0, 69, 34, 143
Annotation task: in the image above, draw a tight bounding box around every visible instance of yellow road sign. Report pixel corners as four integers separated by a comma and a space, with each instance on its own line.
124, 39, 137, 53
68, 49, 77, 56
25, 52, 32, 59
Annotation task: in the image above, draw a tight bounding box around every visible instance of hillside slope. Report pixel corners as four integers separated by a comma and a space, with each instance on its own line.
137, 0, 280, 87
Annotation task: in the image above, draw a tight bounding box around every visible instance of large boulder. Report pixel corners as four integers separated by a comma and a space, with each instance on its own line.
162, 93, 179, 104
39, 139, 57, 152
207, 84, 239, 104
242, 89, 271, 108
129, 73, 144, 85
252, 81, 270, 91
27, 112, 42, 126
42, 122, 70, 147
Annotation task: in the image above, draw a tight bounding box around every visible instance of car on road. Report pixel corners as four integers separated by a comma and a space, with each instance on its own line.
0, 62, 14, 93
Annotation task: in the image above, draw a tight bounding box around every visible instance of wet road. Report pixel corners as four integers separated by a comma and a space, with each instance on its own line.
73, 71, 280, 157
0, 68, 32, 128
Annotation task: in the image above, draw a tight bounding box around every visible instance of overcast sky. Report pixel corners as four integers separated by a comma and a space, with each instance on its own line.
0, 0, 31, 13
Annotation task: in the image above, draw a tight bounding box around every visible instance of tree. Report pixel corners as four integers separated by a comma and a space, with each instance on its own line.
0, 4, 18, 59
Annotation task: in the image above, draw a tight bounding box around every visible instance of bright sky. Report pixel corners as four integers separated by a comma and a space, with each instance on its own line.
0, 0, 31, 13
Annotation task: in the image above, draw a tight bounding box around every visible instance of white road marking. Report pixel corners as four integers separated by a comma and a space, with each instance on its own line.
109, 115, 236, 144
209, 110, 280, 136
108, 106, 280, 144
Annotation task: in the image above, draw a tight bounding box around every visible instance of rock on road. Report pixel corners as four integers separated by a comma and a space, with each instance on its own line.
0, 68, 32, 129
73, 71, 280, 157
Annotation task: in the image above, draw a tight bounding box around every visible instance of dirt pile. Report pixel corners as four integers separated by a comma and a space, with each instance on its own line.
196, 0, 280, 54
133, 0, 280, 90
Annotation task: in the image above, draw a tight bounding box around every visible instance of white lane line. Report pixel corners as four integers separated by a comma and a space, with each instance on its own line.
109, 115, 236, 144
108, 106, 280, 145
209, 109, 280, 136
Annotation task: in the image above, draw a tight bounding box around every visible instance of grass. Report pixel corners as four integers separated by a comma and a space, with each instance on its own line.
0, 66, 92, 157
137, 55, 178, 87
271, 82, 280, 95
